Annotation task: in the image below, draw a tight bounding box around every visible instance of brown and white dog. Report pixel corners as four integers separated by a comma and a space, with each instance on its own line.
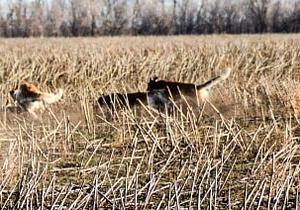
9, 82, 63, 118
147, 68, 231, 101
97, 89, 169, 110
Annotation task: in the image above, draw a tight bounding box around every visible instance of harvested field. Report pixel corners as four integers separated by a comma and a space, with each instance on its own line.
0, 35, 300, 209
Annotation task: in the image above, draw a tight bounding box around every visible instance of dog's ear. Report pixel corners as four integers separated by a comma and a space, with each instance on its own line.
97, 94, 106, 104
19, 83, 28, 91
149, 76, 158, 83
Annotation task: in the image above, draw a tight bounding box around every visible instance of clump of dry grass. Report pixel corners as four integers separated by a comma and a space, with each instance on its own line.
0, 35, 300, 209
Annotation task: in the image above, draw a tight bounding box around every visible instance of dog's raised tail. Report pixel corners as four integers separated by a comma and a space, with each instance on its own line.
197, 68, 231, 90
42, 89, 63, 104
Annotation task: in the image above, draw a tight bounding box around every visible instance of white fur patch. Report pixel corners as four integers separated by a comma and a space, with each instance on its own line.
199, 89, 209, 100
10, 85, 63, 118
147, 89, 168, 109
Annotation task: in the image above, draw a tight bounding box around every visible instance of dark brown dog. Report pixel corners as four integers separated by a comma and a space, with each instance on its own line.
147, 68, 231, 101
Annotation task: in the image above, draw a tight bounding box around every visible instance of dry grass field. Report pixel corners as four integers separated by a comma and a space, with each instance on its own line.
0, 35, 300, 209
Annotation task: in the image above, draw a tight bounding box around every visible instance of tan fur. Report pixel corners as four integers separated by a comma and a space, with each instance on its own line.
10, 82, 63, 118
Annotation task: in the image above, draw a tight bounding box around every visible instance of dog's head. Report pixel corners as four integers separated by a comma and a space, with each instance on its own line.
97, 95, 106, 106
21, 83, 42, 97
20, 83, 40, 93
147, 76, 158, 91
10, 82, 42, 103
97, 94, 114, 107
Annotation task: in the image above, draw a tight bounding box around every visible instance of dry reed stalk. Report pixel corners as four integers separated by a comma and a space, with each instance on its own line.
0, 35, 299, 208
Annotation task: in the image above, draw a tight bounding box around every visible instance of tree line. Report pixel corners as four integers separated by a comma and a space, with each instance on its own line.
0, 0, 300, 37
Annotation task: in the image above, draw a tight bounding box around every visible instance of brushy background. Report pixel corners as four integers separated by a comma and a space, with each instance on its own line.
0, 35, 300, 209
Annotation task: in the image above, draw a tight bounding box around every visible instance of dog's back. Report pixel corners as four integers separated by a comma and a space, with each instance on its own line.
147, 68, 231, 100
147, 78, 196, 98
98, 92, 147, 108
42, 89, 63, 104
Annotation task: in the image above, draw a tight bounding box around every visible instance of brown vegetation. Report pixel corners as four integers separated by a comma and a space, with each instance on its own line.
0, 35, 300, 208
